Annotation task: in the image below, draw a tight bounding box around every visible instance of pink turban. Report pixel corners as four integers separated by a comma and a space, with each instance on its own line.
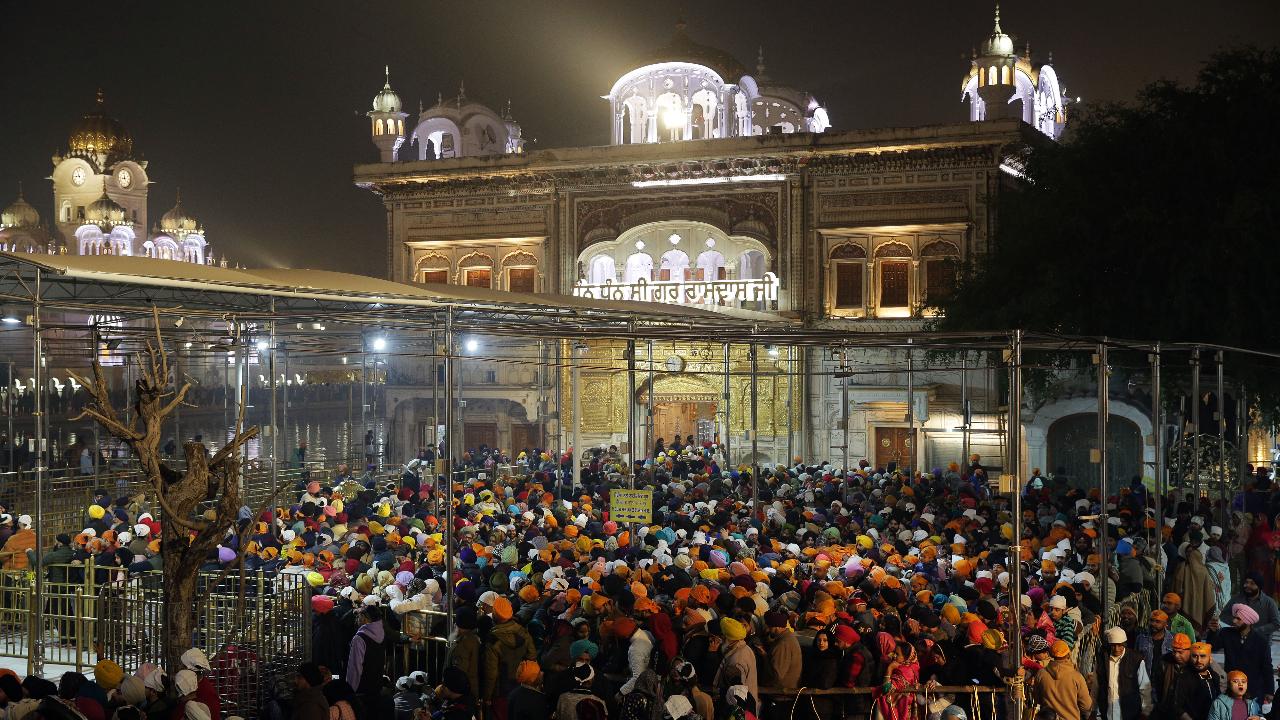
1233, 603, 1261, 625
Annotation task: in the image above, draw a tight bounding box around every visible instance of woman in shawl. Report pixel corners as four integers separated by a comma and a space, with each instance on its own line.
872, 640, 919, 720
617, 670, 661, 720
1205, 546, 1234, 624
1171, 545, 1219, 634
799, 631, 841, 720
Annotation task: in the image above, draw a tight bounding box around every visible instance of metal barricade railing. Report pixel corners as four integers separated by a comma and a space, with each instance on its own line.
0, 568, 34, 676
387, 608, 450, 683
3, 564, 309, 719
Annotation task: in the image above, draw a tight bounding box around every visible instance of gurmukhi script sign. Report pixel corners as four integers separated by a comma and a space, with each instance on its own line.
573, 273, 779, 308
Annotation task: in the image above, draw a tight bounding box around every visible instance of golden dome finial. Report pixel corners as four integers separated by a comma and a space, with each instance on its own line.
993, 2, 1002, 33
96, 88, 105, 107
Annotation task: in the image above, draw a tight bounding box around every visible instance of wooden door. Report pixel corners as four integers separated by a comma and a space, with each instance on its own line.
464, 423, 498, 451
510, 423, 537, 454
654, 403, 696, 448
874, 427, 916, 471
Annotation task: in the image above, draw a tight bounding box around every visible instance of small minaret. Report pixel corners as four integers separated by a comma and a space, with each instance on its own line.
368, 66, 407, 162
974, 3, 1018, 118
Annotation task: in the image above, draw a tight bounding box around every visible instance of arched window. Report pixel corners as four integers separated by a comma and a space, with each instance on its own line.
588, 255, 616, 284
1001, 65, 1010, 85
624, 253, 653, 283
621, 105, 632, 144
988, 66, 998, 86
920, 240, 960, 306
659, 250, 690, 281
739, 250, 765, 280
656, 92, 684, 141
828, 243, 867, 313
375, 118, 384, 135
695, 250, 725, 281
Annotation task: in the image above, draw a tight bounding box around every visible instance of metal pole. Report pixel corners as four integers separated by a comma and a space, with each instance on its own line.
961, 351, 970, 468
1009, 330, 1023, 718
269, 304, 278, 516
31, 268, 44, 677
841, 355, 850, 471
647, 341, 655, 458
1097, 340, 1111, 630
538, 339, 547, 453
749, 344, 759, 504
431, 330, 438, 457
1216, 351, 1226, 529
442, 310, 455, 645
906, 340, 915, 473
627, 340, 636, 486
1238, 386, 1248, 498
1191, 348, 1201, 509
361, 350, 368, 471
282, 341, 289, 472
571, 342, 582, 493
723, 343, 731, 468
786, 345, 795, 465
7, 360, 12, 473
1151, 345, 1164, 581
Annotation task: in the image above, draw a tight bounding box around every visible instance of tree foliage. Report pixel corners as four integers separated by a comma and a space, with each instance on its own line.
937, 46, 1280, 423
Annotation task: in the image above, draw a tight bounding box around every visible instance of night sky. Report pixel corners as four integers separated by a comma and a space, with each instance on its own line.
1, 1, 1275, 277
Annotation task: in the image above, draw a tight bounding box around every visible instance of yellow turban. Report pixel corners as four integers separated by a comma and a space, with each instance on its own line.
720, 617, 747, 641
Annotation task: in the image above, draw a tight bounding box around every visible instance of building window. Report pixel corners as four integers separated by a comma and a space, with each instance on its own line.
880, 261, 910, 308
507, 267, 535, 293
588, 255, 616, 284
659, 250, 689, 281
420, 269, 448, 284
925, 258, 958, 305
465, 268, 491, 288
833, 262, 864, 309
1001, 65, 1011, 85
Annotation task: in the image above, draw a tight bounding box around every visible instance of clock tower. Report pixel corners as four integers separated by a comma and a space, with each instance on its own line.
51, 90, 149, 249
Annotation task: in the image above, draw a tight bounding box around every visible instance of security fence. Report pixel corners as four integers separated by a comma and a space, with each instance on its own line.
388, 608, 450, 681
0, 563, 311, 720
0, 457, 362, 549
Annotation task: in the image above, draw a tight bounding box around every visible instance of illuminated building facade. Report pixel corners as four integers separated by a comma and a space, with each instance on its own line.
353, 15, 1138, 481
1, 91, 218, 265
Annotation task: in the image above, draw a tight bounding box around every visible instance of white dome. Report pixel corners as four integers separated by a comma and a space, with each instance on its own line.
372, 66, 402, 114
1, 186, 40, 229
982, 6, 1015, 57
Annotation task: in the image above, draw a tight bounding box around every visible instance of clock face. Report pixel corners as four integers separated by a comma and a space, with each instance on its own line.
117, 169, 132, 189
665, 355, 685, 372
71, 168, 86, 186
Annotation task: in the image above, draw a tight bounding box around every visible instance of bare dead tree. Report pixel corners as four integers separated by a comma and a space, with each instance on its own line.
69, 308, 262, 670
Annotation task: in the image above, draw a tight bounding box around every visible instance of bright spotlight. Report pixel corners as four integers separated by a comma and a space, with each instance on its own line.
256, 340, 269, 352
767, 345, 779, 358
464, 338, 479, 353
371, 337, 388, 352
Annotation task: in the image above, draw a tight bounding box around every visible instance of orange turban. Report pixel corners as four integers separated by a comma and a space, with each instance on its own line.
492, 596, 513, 622
1171, 633, 1191, 650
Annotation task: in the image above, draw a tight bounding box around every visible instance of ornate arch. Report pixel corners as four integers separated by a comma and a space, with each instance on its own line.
920, 239, 960, 257
457, 251, 493, 268
829, 242, 867, 260
874, 241, 913, 259
501, 250, 539, 267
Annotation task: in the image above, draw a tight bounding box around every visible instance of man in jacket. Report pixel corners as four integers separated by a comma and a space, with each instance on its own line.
1097, 627, 1152, 720
1161, 641, 1222, 720
346, 605, 388, 706
763, 612, 801, 688
448, 607, 483, 701
615, 616, 654, 695
482, 596, 536, 720
713, 617, 758, 704
1212, 573, 1280, 639
1034, 640, 1092, 720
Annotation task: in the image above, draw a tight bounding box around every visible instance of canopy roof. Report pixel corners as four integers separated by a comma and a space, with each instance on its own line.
0, 252, 1257, 363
